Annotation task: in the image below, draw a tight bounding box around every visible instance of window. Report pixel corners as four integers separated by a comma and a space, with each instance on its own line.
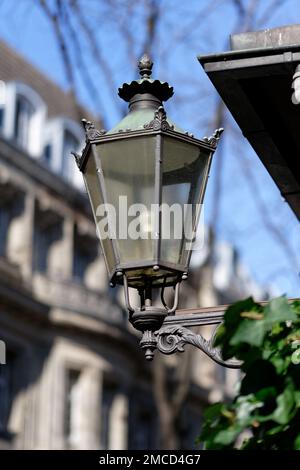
42, 143, 53, 166
33, 217, 63, 274
128, 394, 157, 450
0, 82, 46, 155
73, 227, 97, 283
64, 369, 81, 448
14, 94, 34, 149
73, 251, 90, 281
101, 380, 117, 449
130, 409, 153, 449
0, 205, 10, 257
0, 108, 3, 131
42, 118, 84, 186
0, 351, 16, 436
0, 193, 24, 258
0, 365, 11, 433
178, 405, 203, 450
0, 80, 5, 133
62, 130, 79, 178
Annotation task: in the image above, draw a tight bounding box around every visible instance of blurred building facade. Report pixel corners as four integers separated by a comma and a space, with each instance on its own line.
0, 40, 266, 450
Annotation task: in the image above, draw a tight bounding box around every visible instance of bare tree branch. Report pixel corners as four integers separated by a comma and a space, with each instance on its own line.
39, 0, 76, 96
232, 0, 247, 17
141, 0, 160, 57
70, 0, 124, 117
58, 0, 106, 125
159, 0, 223, 68
257, 0, 286, 27
242, 0, 259, 32
237, 148, 300, 273
106, 0, 138, 69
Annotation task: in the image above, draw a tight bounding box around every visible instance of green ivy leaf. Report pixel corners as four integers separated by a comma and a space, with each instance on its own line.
292, 301, 300, 315
203, 402, 223, 420
294, 434, 300, 450
272, 386, 295, 424
255, 386, 277, 401
230, 318, 265, 347
199, 298, 300, 450
235, 395, 263, 427
293, 391, 300, 407
267, 424, 287, 435
214, 426, 242, 446
264, 297, 297, 327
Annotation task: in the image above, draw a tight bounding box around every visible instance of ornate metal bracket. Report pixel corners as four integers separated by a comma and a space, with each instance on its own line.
81, 118, 106, 142
155, 325, 240, 368
140, 308, 241, 368
144, 106, 174, 131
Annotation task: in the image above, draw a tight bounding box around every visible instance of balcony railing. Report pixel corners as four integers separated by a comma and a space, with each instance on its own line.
32, 273, 126, 325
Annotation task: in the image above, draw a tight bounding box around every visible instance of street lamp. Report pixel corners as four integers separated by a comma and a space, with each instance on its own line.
73, 54, 225, 362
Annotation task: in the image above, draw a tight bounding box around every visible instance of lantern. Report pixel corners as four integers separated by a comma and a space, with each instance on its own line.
73, 54, 223, 357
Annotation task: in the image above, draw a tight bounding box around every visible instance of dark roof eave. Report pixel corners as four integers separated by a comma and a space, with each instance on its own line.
199, 44, 300, 221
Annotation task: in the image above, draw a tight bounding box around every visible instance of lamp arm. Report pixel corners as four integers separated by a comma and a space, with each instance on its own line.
155, 324, 241, 369
139, 309, 242, 368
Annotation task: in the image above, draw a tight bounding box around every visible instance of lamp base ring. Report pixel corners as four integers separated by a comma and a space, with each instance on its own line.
130, 306, 167, 332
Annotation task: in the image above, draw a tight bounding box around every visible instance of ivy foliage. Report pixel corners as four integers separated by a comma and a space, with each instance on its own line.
199, 297, 300, 450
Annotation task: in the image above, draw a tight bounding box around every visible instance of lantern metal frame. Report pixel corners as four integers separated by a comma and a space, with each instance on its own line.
75, 109, 223, 291
74, 112, 226, 362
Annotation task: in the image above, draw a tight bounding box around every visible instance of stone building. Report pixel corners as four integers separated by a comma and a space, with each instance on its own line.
0, 40, 265, 450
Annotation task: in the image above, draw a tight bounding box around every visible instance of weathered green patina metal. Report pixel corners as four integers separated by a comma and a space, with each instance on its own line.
108, 53, 183, 134
107, 108, 184, 134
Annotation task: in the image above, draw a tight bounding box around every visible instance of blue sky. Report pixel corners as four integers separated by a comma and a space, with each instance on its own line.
0, 0, 299, 298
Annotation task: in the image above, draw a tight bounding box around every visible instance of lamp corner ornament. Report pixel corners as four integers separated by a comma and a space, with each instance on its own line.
144, 105, 174, 131
203, 127, 224, 148
81, 118, 106, 141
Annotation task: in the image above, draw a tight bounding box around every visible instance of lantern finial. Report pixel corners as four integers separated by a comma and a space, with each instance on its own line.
138, 53, 153, 79
118, 53, 173, 103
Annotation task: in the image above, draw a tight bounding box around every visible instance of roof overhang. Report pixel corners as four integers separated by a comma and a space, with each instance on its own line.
199, 25, 300, 220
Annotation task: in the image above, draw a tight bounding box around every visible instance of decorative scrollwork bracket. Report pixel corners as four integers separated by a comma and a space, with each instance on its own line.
154, 324, 241, 368
139, 310, 241, 368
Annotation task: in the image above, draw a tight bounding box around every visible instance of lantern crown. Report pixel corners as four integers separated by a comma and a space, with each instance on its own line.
118, 53, 174, 103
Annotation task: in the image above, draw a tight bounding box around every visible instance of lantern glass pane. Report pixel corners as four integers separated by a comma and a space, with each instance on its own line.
94, 136, 156, 266
161, 137, 210, 267
83, 151, 116, 275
